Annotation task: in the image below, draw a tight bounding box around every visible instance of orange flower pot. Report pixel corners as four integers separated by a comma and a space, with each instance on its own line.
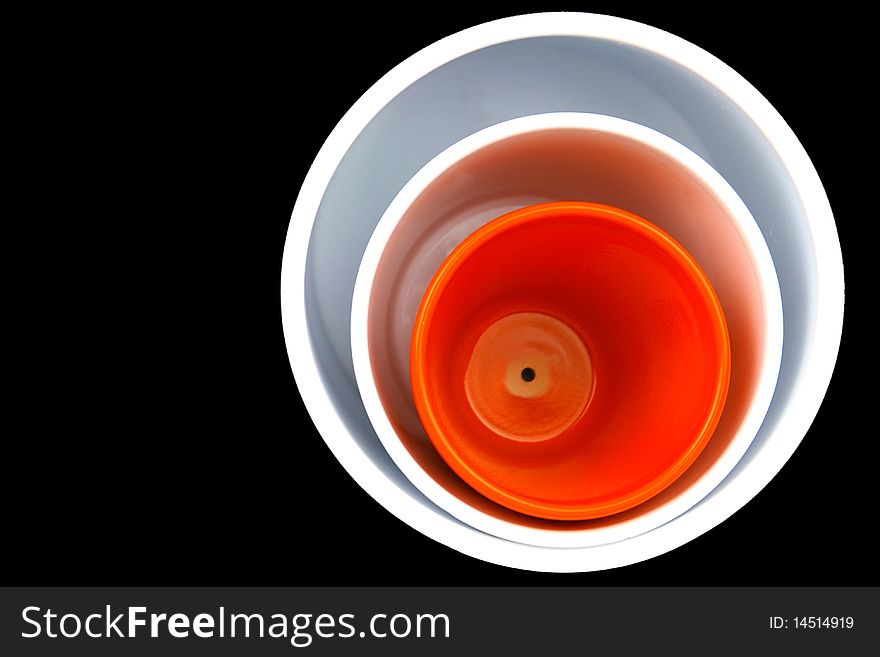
410, 201, 730, 520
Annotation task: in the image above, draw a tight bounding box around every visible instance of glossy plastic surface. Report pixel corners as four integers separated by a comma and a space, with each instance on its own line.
411, 202, 731, 519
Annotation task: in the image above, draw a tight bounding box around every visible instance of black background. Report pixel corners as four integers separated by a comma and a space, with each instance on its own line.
10, 3, 872, 585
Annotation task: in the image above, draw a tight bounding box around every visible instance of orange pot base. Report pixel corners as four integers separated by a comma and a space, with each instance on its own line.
464, 312, 595, 442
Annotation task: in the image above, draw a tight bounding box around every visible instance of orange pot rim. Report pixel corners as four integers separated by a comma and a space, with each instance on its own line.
410, 201, 731, 520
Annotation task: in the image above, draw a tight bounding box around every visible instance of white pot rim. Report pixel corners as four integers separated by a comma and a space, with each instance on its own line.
351, 111, 784, 549
281, 12, 843, 572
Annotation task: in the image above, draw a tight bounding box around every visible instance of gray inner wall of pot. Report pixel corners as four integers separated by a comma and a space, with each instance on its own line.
304, 36, 815, 490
